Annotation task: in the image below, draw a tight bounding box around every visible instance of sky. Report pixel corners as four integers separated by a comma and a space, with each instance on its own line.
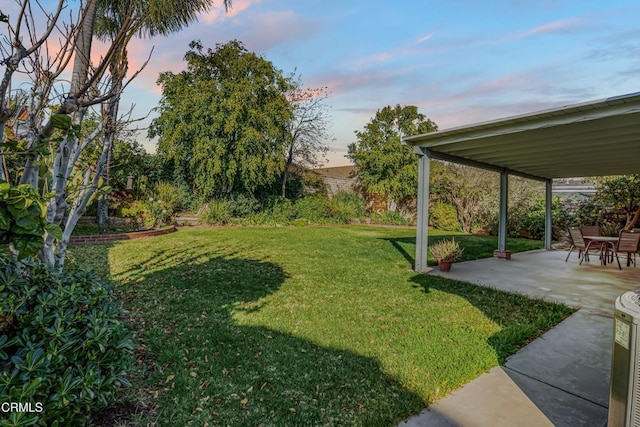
11, 1, 640, 167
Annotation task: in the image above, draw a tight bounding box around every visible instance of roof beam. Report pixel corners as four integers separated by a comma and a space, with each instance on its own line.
444, 121, 640, 159
415, 146, 549, 182
478, 142, 640, 169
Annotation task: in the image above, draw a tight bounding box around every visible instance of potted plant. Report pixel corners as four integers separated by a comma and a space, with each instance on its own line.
428, 238, 464, 272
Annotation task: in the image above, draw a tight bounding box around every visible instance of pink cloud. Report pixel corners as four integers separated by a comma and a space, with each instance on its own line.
201, 0, 261, 24
321, 71, 394, 97
353, 52, 394, 68
516, 18, 585, 39
234, 10, 325, 53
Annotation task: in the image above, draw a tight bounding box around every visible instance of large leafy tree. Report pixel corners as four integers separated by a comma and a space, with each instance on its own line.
93, 0, 232, 224
150, 40, 293, 200
347, 105, 437, 209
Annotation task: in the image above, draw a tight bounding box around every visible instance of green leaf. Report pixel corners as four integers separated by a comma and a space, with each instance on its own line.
44, 223, 63, 240
12, 224, 43, 237
0, 181, 10, 195
13, 236, 44, 259
7, 205, 26, 222
15, 213, 40, 230
2, 411, 40, 427
51, 114, 72, 131
0, 205, 10, 231
21, 376, 43, 396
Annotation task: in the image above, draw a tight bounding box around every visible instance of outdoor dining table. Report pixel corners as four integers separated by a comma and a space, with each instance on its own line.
582, 235, 618, 265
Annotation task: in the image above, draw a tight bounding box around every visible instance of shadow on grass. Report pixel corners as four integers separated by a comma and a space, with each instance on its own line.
383, 236, 416, 266
68, 242, 116, 277
381, 234, 480, 268
85, 244, 424, 426
381, 234, 544, 270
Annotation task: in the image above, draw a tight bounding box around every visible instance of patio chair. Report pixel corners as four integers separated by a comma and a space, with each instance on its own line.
610, 230, 640, 269
566, 227, 589, 262
580, 225, 601, 237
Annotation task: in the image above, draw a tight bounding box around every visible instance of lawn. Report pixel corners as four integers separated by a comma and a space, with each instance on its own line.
71, 225, 571, 426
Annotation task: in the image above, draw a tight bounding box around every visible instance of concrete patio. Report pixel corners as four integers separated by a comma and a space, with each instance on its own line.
400, 249, 640, 427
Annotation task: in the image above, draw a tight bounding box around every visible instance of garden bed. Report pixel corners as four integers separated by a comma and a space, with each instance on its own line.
69, 225, 177, 244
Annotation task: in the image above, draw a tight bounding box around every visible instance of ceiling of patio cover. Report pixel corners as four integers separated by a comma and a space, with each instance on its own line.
403, 92, 640, 180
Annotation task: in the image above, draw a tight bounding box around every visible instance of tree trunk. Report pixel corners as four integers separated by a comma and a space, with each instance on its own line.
624, 208, 640, 230
281, 169, 289, 197
70, 0, 97, 98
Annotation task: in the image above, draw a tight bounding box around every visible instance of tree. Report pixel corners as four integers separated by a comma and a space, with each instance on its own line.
347, 105, 437, 210
93, 0, 232, 224
431, 163, 497, 233
593, 174, 640, 230
1, 0, 143, 266
150, 40, 293, 200
0, 0, 231, 267
282, 77, 331, 196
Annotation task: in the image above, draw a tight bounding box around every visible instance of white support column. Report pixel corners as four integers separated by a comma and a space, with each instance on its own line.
545, 179, 553, 250
415, 148, 431, 272
495, 170, 511, 259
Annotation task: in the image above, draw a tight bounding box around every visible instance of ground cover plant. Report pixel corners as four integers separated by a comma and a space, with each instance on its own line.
71, 226, 571, 426
0, 258, 134, 426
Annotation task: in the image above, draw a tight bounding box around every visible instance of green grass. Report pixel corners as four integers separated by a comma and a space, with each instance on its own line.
71, 222, 137, 236
71, 226, 570, 426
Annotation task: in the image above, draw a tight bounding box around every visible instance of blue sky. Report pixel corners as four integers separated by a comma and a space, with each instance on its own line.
31, 1, 640, 166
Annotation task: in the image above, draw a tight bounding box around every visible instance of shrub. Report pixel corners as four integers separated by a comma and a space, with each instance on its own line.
329, 191, 365, 224
0, 258, 134, 426
152, 181, 182, 213
370, 210, 411, 226
428, 238, 464, 262
121, 196, 174, 229
228, 193, 260, 218
600, 221, 621, 237
294, 195, 332, 223
245, 196, 294, 225
301, 173, 328, 196
429, 201, 461, 231
200, 200, 232, 225
144, 198, 173, 227
291, 218, 309, 227
571, 199, 605, 226
0, 183, 62, 259
518, 197, 571, 240
121, 200, 147, 230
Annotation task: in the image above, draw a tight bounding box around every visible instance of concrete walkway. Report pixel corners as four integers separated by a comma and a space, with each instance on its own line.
399, 249, 640, 427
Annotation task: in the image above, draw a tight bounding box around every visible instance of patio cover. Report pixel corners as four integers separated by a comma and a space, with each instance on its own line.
403, 92, 640, 272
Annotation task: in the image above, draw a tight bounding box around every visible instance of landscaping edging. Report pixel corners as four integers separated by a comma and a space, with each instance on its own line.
70, 226, 177, 244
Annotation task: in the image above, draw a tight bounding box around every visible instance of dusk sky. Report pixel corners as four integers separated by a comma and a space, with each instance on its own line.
19, 1, 640, 166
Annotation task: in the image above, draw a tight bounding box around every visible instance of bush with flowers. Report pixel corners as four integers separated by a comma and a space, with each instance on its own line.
145, 197, 173, 227
121, 197, 174, 230
121, 200, 148, 229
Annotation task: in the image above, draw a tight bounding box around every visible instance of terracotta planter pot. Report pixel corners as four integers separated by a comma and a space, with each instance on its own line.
438, 261, 453, 272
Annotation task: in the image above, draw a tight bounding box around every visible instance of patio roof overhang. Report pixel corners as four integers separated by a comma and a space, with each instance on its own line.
403, 92, 640, 272
403, 92, 640, 181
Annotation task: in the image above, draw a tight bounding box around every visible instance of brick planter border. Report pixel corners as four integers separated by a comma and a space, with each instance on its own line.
69, 226, 177, 244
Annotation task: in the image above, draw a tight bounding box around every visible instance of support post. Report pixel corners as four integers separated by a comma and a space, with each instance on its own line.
414, 148, 431, 272
545, 179, 553, 250
494, 170, 511, 259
